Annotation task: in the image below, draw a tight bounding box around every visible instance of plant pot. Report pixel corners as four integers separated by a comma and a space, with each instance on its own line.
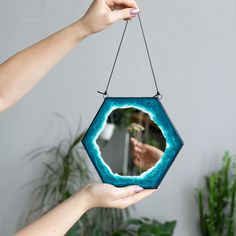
99, 123, 115, 141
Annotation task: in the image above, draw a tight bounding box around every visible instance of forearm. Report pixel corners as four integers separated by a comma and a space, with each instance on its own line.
14, 183, 155, 236
14, 190, 90, 236
0, 20, 89, 112
0, 0, 140, 112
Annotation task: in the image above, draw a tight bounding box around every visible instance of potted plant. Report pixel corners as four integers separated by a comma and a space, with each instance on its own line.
99, 122, 116, 141
196, 151, 236, 236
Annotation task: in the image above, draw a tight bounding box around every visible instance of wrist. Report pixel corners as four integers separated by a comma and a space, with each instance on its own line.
80, 184, 100, 209
74, 189, 91, 214
59, 20, 90, 48
69, 19, 91, 43
74, 188, 92, 212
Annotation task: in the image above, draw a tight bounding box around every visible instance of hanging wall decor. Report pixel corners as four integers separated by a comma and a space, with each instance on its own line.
82, 14, 183, 189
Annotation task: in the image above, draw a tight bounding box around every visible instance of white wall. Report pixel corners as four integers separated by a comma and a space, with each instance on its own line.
0, 0, 236, 235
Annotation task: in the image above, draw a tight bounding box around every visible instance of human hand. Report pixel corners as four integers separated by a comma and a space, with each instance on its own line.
130, 137, 163, 171
79, 0, 140, 36
82, 183, 156, 209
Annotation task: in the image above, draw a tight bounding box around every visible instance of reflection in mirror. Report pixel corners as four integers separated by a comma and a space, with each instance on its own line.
97, 108, 166, 176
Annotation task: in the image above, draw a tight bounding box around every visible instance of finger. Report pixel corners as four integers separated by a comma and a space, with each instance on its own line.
114, 189, 157, 208
133, 151, 138, 159
130, 137, 136, 149
131, 138, 142, 149
109, 0, 139, 9
130, 137, 137, 144
141, 148, 147, 154
109, 8, 140, 22
132, 150, 140, 160
131, 137, 142, 148
135, 141, 143, 149
110, 185, 144, 199
134, 146, 142, 153
123, 17, 132, 21
111, 4, 129, 10
131, 139, 141, 155
133, 158, 140, 166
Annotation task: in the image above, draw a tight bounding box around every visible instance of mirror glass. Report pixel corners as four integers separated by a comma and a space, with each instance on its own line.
97, 108, 166, 176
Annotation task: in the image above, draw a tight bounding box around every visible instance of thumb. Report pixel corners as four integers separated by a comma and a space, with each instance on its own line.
111, 185, 144, 199
109, 8, 140, 23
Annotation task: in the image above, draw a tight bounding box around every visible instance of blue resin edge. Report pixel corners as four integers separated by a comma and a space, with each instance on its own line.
82, 97, 184, 189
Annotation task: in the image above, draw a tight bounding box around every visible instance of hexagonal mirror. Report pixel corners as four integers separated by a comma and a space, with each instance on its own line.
97, 108, 166, 176
82, 97, 183, 189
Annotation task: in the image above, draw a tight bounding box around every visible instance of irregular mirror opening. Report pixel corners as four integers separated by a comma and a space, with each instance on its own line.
96, 108, 166, 176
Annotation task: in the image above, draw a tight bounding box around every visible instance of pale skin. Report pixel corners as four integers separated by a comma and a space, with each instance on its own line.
0, 0, 157, 235
130, 137, 164, 171
0, 0, 140, 112
14, 184, 156, 236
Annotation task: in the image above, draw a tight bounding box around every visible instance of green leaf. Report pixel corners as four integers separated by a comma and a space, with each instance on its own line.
196, 152, 236, 236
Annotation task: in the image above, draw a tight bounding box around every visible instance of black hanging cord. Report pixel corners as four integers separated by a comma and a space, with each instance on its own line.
97, 20, 129, 98
97, 13, 162, 99
137, 14, 162, 99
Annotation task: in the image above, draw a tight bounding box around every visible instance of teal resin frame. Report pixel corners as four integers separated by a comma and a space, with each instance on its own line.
82, 97, 183, 189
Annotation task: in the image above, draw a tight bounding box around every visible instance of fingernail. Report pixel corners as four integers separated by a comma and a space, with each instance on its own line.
130, 8, 140, 16
134, 186, 144, 193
